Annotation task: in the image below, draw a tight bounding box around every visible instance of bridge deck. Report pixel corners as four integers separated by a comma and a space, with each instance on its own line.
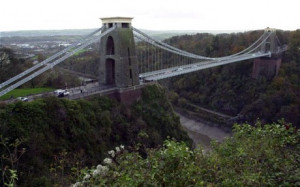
141, 52, 270, 81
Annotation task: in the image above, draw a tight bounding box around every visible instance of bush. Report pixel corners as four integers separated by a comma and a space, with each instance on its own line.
78, 120, 300, 186
0, 85, 191, 186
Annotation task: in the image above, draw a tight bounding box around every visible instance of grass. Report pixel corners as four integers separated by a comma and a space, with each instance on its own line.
73, 49, 87, 56
0, 87, 55, 100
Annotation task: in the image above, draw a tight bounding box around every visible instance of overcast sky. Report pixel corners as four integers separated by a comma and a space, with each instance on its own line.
0, 0, 299, 32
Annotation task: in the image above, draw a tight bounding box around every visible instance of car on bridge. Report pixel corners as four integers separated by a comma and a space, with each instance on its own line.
175, 68, 183, 72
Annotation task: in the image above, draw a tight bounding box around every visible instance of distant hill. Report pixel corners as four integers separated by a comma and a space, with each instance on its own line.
139, 29, 243, 40
0, 29, 95, 38
0, 28, 243, 40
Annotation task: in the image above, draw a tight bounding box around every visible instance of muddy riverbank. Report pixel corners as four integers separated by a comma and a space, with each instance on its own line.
177, 112, 232, 149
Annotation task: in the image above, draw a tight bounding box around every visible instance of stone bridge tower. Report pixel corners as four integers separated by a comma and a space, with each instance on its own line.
252, 28, 282, 79
260, 28, 279, 54
99, 17, 139, 88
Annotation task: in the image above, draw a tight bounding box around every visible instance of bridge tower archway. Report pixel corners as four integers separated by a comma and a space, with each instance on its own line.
253, 28, 282, 79
260, 28, 278, 54
105, 58, 115, 85
99, 17, 139, 88
106, 36, 115, 55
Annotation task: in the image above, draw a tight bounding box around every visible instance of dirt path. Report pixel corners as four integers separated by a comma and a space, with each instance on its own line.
177, 113, 231, 149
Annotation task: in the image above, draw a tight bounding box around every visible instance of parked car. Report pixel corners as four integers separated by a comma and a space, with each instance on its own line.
17, 97, 29, 102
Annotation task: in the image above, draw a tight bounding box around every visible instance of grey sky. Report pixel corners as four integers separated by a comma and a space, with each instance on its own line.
0, 0, 299, 32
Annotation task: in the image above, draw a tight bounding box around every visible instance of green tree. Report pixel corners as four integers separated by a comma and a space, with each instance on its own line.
78, 121, 300, 186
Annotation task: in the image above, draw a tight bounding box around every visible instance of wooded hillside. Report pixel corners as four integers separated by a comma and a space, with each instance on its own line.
167, 30, 300, 127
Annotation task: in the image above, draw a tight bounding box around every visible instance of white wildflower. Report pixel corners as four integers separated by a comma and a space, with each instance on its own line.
100, 165, 109, 176
108, 150, 115, 158
96, 164, 103, 170
120, 145, 125, 149
103, 158, 112, 165
92, 169, 100, 177
115, 146, 120, 153
83, 174, 91, 180
72, 182, 81, 187
114, 171, 120, 177
96, 164, 109, 176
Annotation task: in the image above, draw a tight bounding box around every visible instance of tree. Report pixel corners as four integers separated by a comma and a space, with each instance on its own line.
76, 121, 300, 186
0, 136, 26, 187
287, 30, 300, 62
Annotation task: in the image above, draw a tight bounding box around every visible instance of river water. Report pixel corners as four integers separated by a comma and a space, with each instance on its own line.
177, 113, 231, 149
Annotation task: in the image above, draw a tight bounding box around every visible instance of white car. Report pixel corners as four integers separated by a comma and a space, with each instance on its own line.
139, 75, 145, 82
175, 68, 183, 72
63, 91, 70, 96
17, 97, 29, 102
54, 89, 64, 95
55, 89, 69, 97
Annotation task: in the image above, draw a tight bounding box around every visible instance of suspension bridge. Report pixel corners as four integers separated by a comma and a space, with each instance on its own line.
0, 17, 287, 102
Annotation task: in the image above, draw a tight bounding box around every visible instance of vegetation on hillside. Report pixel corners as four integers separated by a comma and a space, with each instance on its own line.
60, 43, 101, 78
0, 85, 191, 186
73, 121, 300, 186
1, 29, 299, 186
166, 30, 300, 127
0, 47, 81, 91
0, 48, 31, 83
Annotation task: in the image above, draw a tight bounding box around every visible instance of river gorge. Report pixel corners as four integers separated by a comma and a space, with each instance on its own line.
177, 112, 231, 149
